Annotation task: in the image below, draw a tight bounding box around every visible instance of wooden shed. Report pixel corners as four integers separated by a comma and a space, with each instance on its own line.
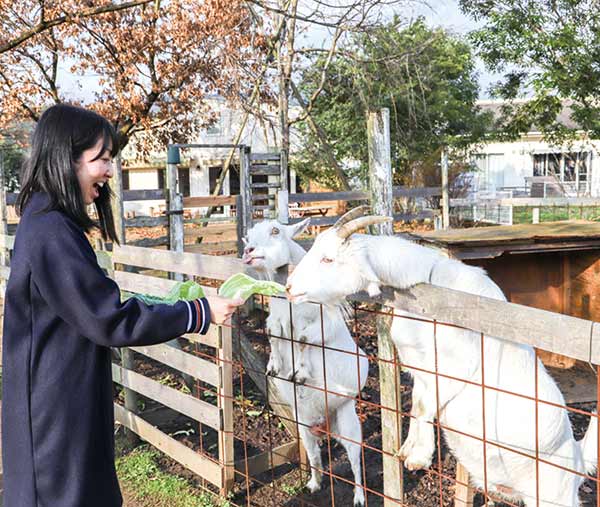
409, 221, 600, 401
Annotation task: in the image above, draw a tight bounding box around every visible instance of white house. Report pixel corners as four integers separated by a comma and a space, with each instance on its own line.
471, 100, 600, 197
121, 96, 298, 216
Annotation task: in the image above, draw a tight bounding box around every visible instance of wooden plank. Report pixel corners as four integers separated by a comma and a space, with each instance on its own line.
114, 403, 223, 488
112, 363, 221, 429
115, 270, 217, 297
359, 285, 595, 364
250, 166, 280, 176
454, 463, 474, 507
234, 440, 299, 476
113, 245, 246, 281
287, 210, 434, 228
392, 186, 441, 199
250, 153, 281, 161
126, 216, 168, 228
123, 189, 166, 201
218, 325, 235, 494
128, 236, 169, 248
288, 186, 440, 204
183, 196, 237, 207
131, 343, 221, 387
0, 234, 14, 250
251, 182, 281, 189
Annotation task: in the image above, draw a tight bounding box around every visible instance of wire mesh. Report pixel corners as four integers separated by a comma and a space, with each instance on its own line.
180, 294, 598, 507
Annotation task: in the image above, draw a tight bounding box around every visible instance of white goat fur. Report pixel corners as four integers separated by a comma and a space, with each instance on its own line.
243, 219, 369, 505
287, 230, 598, 507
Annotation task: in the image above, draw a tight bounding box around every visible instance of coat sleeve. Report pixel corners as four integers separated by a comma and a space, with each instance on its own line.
27, 212, 211, 348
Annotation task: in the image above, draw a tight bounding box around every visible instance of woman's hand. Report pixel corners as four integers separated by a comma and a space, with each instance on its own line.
206, 295, 245, 325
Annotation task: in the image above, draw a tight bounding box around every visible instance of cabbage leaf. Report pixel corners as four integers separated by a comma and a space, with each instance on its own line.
218, 273, 285, 301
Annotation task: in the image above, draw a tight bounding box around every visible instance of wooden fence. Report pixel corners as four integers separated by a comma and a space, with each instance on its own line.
2, 228, 600, 504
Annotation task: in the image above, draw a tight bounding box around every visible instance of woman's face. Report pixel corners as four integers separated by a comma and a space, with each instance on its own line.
76, 138, 114, 205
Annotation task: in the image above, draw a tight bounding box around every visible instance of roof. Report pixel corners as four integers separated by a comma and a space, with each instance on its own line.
477, 99, 580, 131
410, 221, 600, 259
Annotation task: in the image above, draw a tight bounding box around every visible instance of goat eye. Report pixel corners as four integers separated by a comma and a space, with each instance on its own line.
271, 227, 280, 235
321, 256, 334, 264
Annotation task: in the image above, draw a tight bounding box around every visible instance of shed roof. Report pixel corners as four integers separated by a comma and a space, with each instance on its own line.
409, 221, 600, 258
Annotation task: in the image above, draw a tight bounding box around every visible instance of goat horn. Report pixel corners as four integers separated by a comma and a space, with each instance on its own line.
332, 205, 371, 229
336, 216, 393, 240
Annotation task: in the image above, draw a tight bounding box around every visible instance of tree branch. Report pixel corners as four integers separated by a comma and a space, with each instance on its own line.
0, 0, 153, 54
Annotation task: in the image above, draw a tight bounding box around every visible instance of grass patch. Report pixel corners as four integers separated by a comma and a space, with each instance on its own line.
116, 444, 225, 507
512, 205, 600, 224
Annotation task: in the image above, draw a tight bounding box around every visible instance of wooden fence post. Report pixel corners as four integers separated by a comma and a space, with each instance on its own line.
218, 324, 235, 495
441, 147, 450, 229
367, 108, 403, 505
277, 190, 289, 224
240, 146, 253, 238
110, 151, 138, 443
111, 152, 126, 245
167, 146, 184, 282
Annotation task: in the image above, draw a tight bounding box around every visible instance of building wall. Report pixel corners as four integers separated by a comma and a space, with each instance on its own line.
473, 135, 600, 196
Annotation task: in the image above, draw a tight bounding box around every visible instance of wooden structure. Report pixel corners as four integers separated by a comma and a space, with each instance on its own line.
411, 220, 600, 368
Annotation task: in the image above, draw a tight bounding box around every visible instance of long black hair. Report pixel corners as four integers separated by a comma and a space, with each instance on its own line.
17, 104, 120, 243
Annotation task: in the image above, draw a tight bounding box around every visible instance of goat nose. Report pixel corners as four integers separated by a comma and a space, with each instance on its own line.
285, 283, 291, 294
245, 247, 254, 254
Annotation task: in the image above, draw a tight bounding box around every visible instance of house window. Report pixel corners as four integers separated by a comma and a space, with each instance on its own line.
207, 114, 223, 136
209, 165, 240, 195
473, 154, 505, 191
178, 167, 190, 197
533, 151, 589, 188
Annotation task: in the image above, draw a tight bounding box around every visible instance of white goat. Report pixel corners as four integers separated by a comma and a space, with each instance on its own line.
286, 208, 598, 507
243, 219, 369, 505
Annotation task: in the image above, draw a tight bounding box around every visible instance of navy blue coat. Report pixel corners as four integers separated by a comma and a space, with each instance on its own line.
1, 193, 205, 507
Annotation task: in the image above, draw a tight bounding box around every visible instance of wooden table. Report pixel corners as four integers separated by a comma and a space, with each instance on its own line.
289, 204, 335, 218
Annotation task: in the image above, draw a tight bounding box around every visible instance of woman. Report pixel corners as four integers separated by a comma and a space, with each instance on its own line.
1, 104, 243, 506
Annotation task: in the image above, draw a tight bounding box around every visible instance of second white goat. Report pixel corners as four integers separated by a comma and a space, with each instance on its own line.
243, 219, 369, 506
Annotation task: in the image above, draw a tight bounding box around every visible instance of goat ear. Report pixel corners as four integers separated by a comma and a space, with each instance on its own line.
289, 218, 311, 238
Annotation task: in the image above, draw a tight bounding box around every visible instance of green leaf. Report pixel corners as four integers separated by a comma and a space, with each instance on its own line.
218, 273, 285, 301
122, 280, 205, 305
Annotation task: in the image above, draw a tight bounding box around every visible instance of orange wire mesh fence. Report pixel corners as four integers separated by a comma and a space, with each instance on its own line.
103, 245, 599, 507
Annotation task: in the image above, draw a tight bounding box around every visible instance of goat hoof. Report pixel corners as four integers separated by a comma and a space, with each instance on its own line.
294, 372, 308, 385
353, 489, 365, 506
395, 440, 414, 460
403, 451, 432, 471
306, 477, 321, 493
